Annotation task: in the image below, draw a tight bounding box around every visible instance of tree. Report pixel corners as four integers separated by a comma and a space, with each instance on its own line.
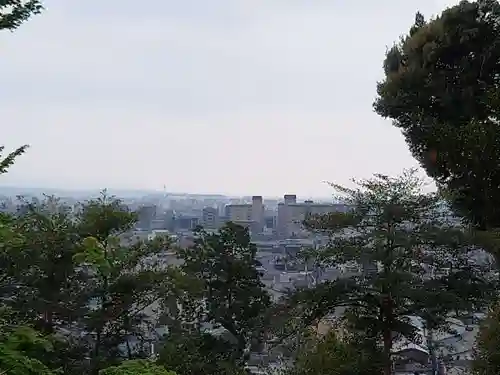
287, 331, 384, 375
297, 170, 495, 375
166, 222, 270, 373
473, 304, 500, 375
0, 204, 59, 375
0, 149, 61, 375
374, 0, 500, 230
6, 197, 81, 334
0, 191, 180, 375
73, 193, 174, 374
0, 146, 28, 280
0, 1, 43, 31
181, 222, 270, 355
98, 359, 176, 375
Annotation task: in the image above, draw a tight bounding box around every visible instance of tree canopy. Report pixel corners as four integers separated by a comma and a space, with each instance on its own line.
374, 0, 500, 229
290, 170, 496, 375
158, 222, 270, 375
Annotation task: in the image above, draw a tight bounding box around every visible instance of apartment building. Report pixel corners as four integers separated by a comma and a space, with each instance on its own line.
224, 196, 264, 233
277, 195, 349, 238
202, 207, 219, 229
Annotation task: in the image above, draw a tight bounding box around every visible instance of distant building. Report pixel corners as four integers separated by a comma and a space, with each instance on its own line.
251, 196, 264, 233
277, 195, 349, 238
224, 196, 265, 234
176, 215, 199, 230
151, 218, 167, 230
202, 207, 219, 229
163, 209, 175, 231
226, 204, 252, 222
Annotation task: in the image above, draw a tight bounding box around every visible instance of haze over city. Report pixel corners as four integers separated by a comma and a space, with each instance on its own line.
2, 0, 456, 197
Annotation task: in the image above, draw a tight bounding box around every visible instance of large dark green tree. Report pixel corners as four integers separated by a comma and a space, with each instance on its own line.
374, 0, 500, 230
293, 170, 496, 375
179, 222, 270, 356
162, 222, 270, 375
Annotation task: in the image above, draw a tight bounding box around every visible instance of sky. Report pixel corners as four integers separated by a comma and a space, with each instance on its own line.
1, 0, 459, 198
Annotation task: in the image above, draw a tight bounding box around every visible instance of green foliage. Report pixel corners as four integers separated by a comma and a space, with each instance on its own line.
0, 325, 56, 375
160, 222, 270, 375
288, 331, 383, 375
71, 194, 174, 373
298, 170, 495, 375
473, 304, 500, 375
0, 145, 28, 175
0, 212, 25, 290
158, 331, 245, 375
77, 191, 137, 242
0, 181, 57, 375
0, 194, 176, 374
0, 0, 43, 31
98, 360, 176, 375
374, 0, 500, 229
7, 197, 81, 333
178, 222, 271, 355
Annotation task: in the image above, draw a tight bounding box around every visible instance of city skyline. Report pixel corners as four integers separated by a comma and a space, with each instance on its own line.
2, 0, 454, 197
0, 184, 338, 201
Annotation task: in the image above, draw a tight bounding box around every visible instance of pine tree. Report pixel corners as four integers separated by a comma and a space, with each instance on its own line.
295, 170, 496, 375
374, 0, 500, 230
7, 196, 81, 334
166, 222, 270, 373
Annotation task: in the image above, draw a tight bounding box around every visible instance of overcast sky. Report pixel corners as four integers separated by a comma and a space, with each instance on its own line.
1, 0, 458, 197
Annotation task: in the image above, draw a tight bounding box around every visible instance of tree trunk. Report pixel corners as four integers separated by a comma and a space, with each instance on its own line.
44, 310, 54, 333
126, 338, 132, 360
382, 327, 392, 375
381, 295, 394, 375
91, 330, 102, 375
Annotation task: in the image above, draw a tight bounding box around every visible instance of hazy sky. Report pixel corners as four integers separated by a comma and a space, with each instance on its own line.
1, 0, 458, 197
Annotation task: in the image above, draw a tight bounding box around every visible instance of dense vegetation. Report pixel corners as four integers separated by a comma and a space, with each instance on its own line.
4, 0, 500, 374
375, 0, 500, 231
